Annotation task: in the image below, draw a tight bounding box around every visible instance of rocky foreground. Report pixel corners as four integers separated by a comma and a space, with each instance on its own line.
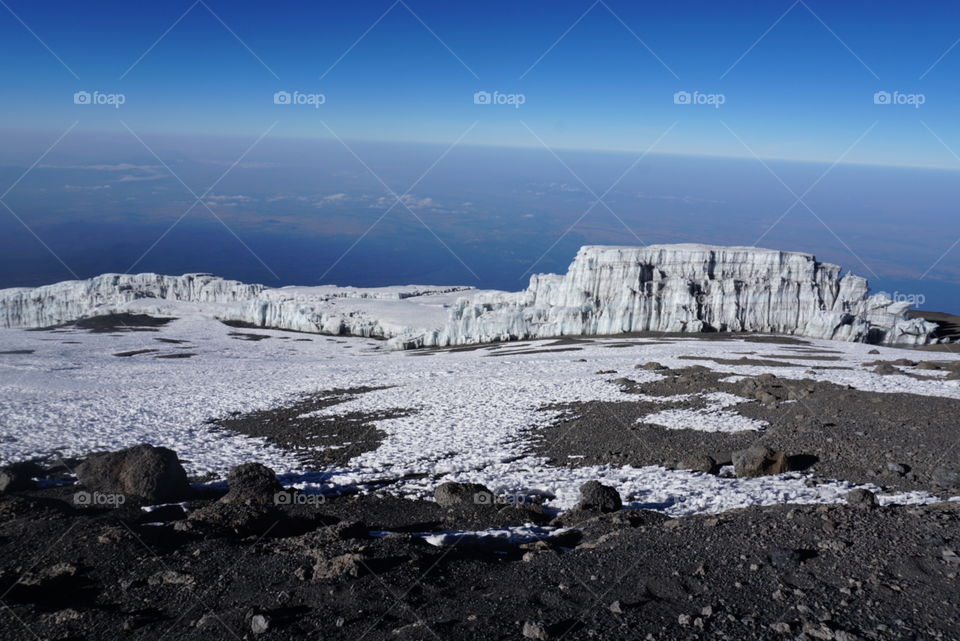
1, 445, 959, 641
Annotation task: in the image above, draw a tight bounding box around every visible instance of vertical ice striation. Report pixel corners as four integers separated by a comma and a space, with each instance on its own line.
396, 245, 938, 348
0, 245, 939, 347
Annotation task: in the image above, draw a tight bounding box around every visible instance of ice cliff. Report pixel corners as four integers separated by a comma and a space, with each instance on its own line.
0, 245, 939, 347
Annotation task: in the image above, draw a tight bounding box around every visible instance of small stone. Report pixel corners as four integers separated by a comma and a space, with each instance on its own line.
867, 349, 880, 355
769, 547, 803, 568
575, 481, 622, 513
678, 614, 692, 626
434, 482, 494, 508
732, 446, 790, 477
679, 455, 716, 475
522, 620, 550, 640
770, 621, 791, 634
846, 488, 878, 508
873, 363, 898, 376
313, 553, 365, 580
609, 601, 623, 614
250, 614, 271, 635
885, 461, 908, 476
221, 463, 283, 505
638, 361, 666, 370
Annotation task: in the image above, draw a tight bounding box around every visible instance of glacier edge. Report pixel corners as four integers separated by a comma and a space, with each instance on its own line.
0, 244, 940, 348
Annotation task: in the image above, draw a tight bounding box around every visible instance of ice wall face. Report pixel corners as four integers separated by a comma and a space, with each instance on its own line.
0, 273, 264, 329
0, 245, 939, 347
398, 245, 937, 348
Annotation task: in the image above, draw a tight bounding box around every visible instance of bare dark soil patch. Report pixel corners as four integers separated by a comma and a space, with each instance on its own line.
113, 349, 160, 357
31, 314, 176, 333
206, 389, 412, 470
532, 366, 960, 494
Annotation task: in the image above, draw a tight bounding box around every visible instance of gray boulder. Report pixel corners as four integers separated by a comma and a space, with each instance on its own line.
846, 488, 878, 508
434, 482, 494, 508
732, 446, 790, 478
575, 481, 622, 513
678, 455, 717, 475
0, 461, 40, 493
76, 444, 189, 501
221, 463, 283, 505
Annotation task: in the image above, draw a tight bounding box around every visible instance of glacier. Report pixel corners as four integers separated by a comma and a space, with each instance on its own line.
0, 244, 940, 347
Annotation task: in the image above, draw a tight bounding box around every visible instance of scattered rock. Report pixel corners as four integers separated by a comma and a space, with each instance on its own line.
575, 481, 622, 513
0, 461, 39, 492
313, 553, 365, 580
76, 444, 190, 502
873, 363, 898, 375
885, 461, 908, 476
434, 482, 494, 508
250, 614, 271, 635
637, 361, 666, 370
148, 570, 194, 586
679, 454, 716, 475
188, 500, 279, 536
891, 358, 917, 367
768, 547, 803, 568
522, 620, 550, 640
846, 488, 878, 508
931, 466, 960, 490
732, 446, 790, 478
221, 462, 283, 505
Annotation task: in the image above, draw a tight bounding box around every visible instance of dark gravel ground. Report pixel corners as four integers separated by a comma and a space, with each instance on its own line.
1, 480, 958, 641
532, 366, 960, 495
206, 388, 412, 470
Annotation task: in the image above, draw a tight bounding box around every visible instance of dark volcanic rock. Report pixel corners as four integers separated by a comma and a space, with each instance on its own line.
732, 446, 790, 478
575, 481, 622, 513
221, 462, 283, 505
679, 454, 717, 474
434, 482, 494, 508
75, 444, 190, 501
846, 488, 878, 508
0, 461, 40, 492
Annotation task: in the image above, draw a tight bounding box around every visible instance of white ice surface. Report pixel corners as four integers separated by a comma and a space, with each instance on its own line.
1, 315, 958, 516
639, 391, 768, 433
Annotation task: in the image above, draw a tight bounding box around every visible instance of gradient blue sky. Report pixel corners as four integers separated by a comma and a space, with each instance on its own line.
2, 0, 960, 167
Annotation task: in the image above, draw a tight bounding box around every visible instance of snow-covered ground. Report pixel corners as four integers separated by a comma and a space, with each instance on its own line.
1, 314, 958, 516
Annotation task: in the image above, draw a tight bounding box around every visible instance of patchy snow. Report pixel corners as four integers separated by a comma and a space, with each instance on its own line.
639, 391, 767, 434
1, 314, 958, 516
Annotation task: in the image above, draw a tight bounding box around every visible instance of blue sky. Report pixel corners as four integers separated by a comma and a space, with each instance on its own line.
2, 0, 960, 167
